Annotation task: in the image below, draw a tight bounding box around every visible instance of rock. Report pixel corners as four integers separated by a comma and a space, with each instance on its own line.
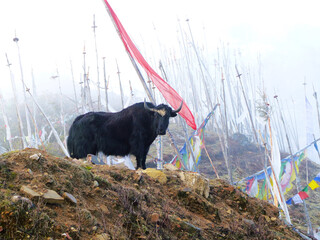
177, 171, 185, 181
43, 190, 64, 204
151, 213, 159, 223
163, 163, 179, 171
179, 172, 210, 198
179, 221, 201, 235
93, 180, 99, 187
142, 168, 167, 184
20, 185, 41, 199
63, 192, 77, 205
243, 218, 255, 227
11, 195, 34, 208
29, 153, 41, 160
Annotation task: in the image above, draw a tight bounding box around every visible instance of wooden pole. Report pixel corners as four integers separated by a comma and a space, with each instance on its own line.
115, 59, 124, 109
13, 36, 32, 145
26, 89, 70, 157
102, 57, 109, 111
0, 92, 13, 151
313, 87, 320, 137
203, 144, 219, 178
259, 129, 291, 224
92, 14, 101, 111
186, 19, 213, 111
235, 65, 259, 143
5, 53, 26, 149
31, 68, 40, 148
70, 60, 79, 113
83, 45, 94, 111
221, 70, 233, 183
275, 96, 313, 235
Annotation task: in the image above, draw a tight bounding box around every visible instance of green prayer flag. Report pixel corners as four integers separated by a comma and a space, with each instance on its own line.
302, 186, 309, 192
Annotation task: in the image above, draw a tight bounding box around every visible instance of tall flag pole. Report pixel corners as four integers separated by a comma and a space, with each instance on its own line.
275, 96, 313, 235
101, 0, 197, 130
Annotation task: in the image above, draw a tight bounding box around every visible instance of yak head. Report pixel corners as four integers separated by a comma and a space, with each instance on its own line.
144, 100, 183, 135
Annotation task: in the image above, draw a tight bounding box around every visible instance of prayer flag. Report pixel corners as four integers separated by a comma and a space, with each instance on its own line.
305, 97, 313, 145
314, 176, 320, 182
298, 191, 309, 200
170, 107, 217, 170
302, 186, 309, 192
314, 141, 319, 153
292, 194, 303, 204
280, 160, 293, 194
286, 198, 293, 205
246, 178, 255, 193
258, 179, 267, 200
308, 180, 320, 190
249, 178, 259, 198
103, 0, 196, 129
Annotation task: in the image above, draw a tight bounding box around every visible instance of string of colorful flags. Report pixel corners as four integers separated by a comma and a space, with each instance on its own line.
241, 138, 320, 204
286, 172, 320, 205
244, 150, 306, 200
170, 105, 219, 171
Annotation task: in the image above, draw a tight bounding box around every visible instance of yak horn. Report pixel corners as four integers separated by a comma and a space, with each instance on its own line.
144, 99, 156, 112
172, 101, 183, 113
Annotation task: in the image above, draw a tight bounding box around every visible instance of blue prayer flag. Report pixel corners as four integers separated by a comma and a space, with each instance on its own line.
286, 198, 293, 205
314, 177, 320, 182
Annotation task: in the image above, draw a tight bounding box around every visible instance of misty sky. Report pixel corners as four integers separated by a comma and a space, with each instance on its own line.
1, 0, 319, 95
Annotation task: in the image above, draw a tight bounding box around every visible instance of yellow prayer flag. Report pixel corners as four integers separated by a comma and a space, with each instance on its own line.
308, 180, 320, 190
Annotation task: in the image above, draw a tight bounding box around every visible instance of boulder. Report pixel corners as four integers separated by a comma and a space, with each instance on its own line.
29, 153, 41, 160
163, 163, 179, 171
178, 172, 210, 198
20, 185, 41, 199
43, 190, 64, 204
63, 192, 77, 205
142, 168, 167, 184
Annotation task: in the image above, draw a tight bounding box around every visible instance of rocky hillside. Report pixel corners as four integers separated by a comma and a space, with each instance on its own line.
0, 148, 310, 239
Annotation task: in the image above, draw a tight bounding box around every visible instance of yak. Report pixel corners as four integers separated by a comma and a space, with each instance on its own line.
67, 100, 182, 169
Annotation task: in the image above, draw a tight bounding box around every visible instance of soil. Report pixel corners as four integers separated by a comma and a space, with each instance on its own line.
0, 148, 310, 239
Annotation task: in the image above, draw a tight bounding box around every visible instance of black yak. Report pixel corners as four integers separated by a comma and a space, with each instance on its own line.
67, 100, 182, 169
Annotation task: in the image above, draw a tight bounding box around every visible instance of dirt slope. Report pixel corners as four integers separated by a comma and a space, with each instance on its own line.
0, 148, 307, 239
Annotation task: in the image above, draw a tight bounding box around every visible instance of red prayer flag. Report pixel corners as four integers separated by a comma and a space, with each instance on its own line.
298, 191, 309, 200
103, 0, 197, 130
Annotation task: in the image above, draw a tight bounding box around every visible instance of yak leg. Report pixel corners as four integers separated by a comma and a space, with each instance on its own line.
136, 156, 142, 169
141, 146, 150, 170
141, 154, 147, 170
135, 154, 147, 170
135, 149, 148, 170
